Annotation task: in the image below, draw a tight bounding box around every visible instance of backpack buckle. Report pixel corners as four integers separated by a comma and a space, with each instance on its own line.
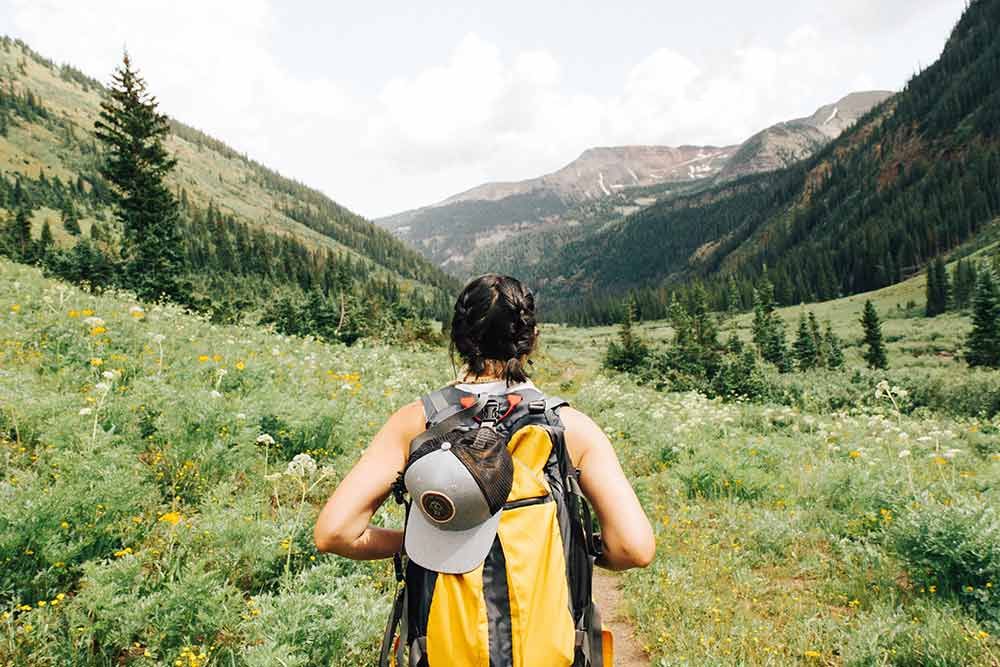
528, 399, 546, 414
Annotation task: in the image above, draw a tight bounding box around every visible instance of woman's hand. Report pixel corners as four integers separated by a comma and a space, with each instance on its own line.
313, 400, 425, 559
560, 407, 656, 571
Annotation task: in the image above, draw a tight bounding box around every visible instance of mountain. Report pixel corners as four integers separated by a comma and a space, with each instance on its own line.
533, 0, 1000, 324
378, 93, 890, 275
0, 37, 458, 322
377, 145, 734, 269
717, 90, 894, 181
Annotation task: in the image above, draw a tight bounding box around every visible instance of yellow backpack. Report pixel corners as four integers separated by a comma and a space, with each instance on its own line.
379, 385, 610, 667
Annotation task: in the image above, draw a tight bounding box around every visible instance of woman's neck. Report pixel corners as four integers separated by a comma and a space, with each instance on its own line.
458, 373, 504, 384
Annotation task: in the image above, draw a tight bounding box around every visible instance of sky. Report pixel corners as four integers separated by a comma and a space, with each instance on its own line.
0, 0, 970, 218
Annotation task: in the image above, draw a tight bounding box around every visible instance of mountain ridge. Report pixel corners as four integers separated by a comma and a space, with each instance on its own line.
377, 91, 892, 275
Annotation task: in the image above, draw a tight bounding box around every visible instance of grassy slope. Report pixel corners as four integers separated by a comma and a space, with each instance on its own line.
4, 257, 999, 665
0, 41, 448, 297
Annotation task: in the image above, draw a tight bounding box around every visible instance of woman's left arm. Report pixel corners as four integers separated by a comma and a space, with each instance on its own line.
313, 400, 425, 560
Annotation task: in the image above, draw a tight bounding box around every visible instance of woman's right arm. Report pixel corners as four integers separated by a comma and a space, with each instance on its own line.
560, 406, 655, 571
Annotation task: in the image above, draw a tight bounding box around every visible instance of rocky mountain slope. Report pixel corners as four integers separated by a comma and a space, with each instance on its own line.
717, 90, 893, 181
532, 0, 1000, 322
378, 93, 890, 275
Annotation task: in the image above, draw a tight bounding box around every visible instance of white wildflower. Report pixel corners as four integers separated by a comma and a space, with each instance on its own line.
210, 390, 222, 399
83, 316, 105, 328
94, 382, 111, 393
236, 413, 247, 420
101, 370, 115, 380
256, 433, 276, 447
898, 449, 911, 459
942, 448, 963, 459
286, 453, 317, 477
79, 407, 92, 416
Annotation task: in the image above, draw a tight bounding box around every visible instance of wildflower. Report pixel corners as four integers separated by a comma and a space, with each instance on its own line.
804, 650, 821, 659
942, 448, 962, 459
210, 390, 222, 399
81, 309, 94, 316
898, 449, 911, 458
79, 407, 92, 416
94, 382, 111, 393
849, 450, 861, 459
158, 511, 183, 526
129, 305, 145, 319
68, 309, 80, 318
198, 355, 209, 363
255, 433, 275, 447
235, 360, 245, 370
286, 453, 317, 477
212, 354, 222, 362
114, 547, 133, 558
9, 304, 20, 313
90, 326, 107, 336
102, 370, 115, 380
90, 358, 103, 367
236, 413, 247, 420
83, 316, 104, 328
978, 630, 991, 640
60, 521, 69, 529
149, 333, 166, 344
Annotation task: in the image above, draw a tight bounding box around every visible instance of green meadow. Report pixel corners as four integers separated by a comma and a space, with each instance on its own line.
3, 257, 1000, 666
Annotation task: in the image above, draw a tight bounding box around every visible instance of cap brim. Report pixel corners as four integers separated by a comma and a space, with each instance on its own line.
404, 505, 502, 574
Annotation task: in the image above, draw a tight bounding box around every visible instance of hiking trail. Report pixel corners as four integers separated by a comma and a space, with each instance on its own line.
592, 569, 650, 666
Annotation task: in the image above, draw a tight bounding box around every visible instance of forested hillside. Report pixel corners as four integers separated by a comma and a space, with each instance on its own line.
0, 37, 458, 329
537, 0, 1000, 324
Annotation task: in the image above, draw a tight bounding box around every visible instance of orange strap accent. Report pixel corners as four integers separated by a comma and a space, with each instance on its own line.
459, 395, 476, 409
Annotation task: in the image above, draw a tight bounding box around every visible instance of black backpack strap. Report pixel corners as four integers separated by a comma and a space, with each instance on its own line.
378, 584, 406, 667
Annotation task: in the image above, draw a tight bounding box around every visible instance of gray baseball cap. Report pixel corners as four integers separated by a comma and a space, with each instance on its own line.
403, 442, 509, 574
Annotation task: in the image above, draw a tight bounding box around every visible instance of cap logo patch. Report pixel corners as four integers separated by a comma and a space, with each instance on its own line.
420, 491, 456, 523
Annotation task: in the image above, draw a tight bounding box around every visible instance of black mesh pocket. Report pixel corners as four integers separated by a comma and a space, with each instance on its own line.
404, 427, 468, 471
451, 427, 514, 514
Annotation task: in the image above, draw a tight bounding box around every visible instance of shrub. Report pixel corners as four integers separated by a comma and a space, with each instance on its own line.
892, 500, 1000, 626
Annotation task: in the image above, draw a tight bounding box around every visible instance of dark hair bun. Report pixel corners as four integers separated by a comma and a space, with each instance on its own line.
450, 274, 537, 384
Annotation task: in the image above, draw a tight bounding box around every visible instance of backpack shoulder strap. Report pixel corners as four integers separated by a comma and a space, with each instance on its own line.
545, 395, 569, 412
419, 386, 468, 427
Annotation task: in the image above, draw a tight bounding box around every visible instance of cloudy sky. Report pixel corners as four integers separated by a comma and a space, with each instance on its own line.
0, 0, 968, 218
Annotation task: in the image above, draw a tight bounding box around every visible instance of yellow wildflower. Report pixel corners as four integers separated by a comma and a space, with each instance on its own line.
159, 511, 183, 526
849, 450, 861, 459
68, 309, 80, 318
81, 309, 94, 316
10, 304, 20, 312
198, 355, 209, 363
235, 360, 245, 370
90, 358, 103, 367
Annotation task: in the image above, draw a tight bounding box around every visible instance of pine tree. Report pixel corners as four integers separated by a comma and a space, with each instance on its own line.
604, 296, 649, 372
725, 275, 742, 316
822, 321, 844, 369
965, 269, 1000, 368
6, 206, 33, 262
794, 312, 820, 371
94, 51, 188, 304
860, 300, 888, 370
37, 219, 54, 258
926, 256, 950, 316
751, 278, 791, 372
926, 259, 939, 315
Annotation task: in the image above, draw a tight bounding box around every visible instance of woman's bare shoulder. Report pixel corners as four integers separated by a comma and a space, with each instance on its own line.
557, 406, 609, 465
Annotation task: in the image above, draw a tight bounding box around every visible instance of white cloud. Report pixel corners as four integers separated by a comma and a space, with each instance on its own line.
4, 0, 963, 218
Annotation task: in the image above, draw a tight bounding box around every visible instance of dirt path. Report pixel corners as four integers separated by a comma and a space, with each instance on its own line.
592, 569, 651, 666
